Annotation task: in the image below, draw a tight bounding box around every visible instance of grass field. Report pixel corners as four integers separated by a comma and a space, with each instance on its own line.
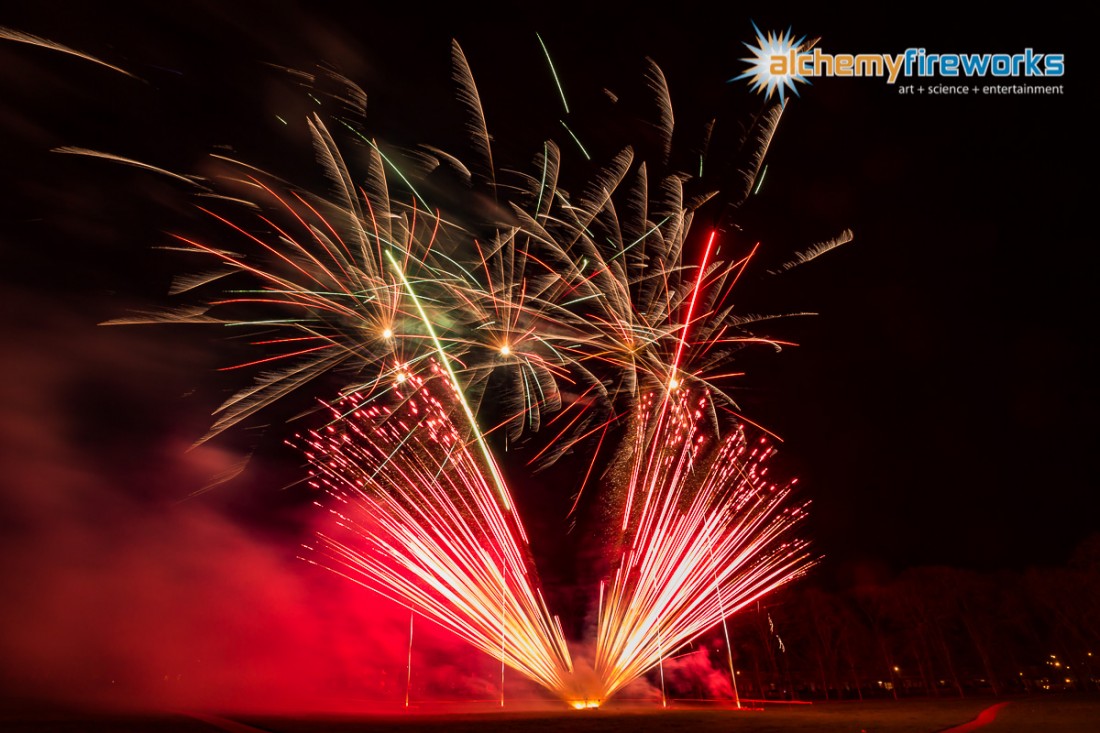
1, 696, 1096, 732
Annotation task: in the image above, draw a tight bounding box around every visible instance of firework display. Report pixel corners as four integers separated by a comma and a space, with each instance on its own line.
594, 389, 811, 703
100, 41, 821, 705
299, 365, 575, 698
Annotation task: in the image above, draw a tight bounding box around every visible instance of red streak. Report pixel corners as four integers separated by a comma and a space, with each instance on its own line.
721, 698, 812, 706
568, 423, 609, 517
218, 343, 335, 371
940, 702, 1010, 733
727, 241, 759, 293
250, 335, 327, 346
671, 230, 717, 379
290, 189, 354, 263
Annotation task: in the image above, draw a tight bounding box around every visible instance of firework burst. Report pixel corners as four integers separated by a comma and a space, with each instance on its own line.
298, 363, 576, 697
29, 29, 843, 706
594, 388, 813, 702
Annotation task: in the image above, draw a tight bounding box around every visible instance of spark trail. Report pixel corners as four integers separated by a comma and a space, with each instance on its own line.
594, 389, 813, 701
299, 363, 575, 697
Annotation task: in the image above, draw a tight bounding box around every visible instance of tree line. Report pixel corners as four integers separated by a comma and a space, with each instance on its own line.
670, 536, 1100, 701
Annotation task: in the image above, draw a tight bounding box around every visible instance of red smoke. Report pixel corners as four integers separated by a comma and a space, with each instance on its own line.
0, 298, 512, 713
662, 647, 735, 700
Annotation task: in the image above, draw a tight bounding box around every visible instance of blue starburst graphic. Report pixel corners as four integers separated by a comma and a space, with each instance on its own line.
731, 23, 811, 103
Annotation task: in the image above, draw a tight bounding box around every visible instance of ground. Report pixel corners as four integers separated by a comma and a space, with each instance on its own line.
1, 696, 1097, 732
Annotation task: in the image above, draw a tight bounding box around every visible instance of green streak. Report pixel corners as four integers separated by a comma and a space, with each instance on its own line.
536, 33, 570, 114
535, 337, 568, 364
561, 292, 605, 307
334, 119, 482, 287
560, 120, 591, 161
432, 442, 460, 482
385, 249, 514, 511
519, 366, 534, 427
519, 360, 545, 420
753, 164, 768, 195
336, 118, 432, 212
227, 288, 375, 300
328, 354, 440, 422
368, 413, 429, 484
605, 218, 669, 265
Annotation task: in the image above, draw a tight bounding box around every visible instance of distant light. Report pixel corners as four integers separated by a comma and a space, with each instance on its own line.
569, 700, 600, 710
396, 373, 407, 383
500, 344, 511, 357
382, 328, 394, 339
669, 377, 680, 390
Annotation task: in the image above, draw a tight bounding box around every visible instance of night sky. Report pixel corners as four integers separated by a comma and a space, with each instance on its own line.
0, 1, 1092, 709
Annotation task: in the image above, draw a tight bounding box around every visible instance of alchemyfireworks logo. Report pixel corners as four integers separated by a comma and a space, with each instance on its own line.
734, 23, 1066, 98
733, 25, 811, 102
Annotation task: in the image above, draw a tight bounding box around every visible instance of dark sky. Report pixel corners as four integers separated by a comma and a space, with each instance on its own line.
0, 0, 1092, 646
